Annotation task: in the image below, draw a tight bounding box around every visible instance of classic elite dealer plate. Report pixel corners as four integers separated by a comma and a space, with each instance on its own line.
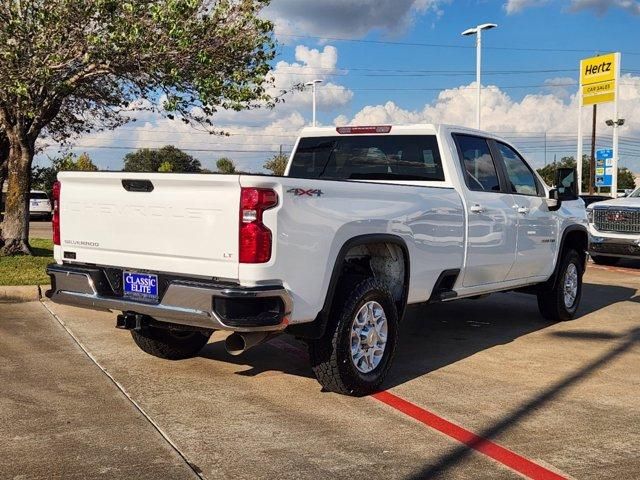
123, 271, 159, 301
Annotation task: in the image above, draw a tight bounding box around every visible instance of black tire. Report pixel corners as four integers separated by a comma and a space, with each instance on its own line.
591, 255, 619, 266
309, 278, 399, 396
131, 324, 212, 360
537, 249, 583, 322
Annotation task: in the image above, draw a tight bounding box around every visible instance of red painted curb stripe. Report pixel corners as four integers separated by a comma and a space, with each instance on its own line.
268, 340, 566, 479
372, 390, 566, 480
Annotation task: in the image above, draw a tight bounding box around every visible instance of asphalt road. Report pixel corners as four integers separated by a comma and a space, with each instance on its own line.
1, 265, 640, 479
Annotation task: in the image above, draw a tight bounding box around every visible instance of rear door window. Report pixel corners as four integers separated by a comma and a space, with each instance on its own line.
453, 134, 502, 192
288, 135, 444, 181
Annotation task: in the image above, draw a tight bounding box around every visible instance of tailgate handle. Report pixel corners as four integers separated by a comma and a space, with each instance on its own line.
122, 179, 154, 193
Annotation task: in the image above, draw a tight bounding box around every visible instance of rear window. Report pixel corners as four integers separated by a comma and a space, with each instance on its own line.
30, 192, 49, 200
288, 135, 445, 181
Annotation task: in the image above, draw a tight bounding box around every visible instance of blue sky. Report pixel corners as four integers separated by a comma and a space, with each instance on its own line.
39, 0, 640, 174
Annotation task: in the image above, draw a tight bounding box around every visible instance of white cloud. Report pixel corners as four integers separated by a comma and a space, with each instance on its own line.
505, 0, 640, 14
570, 0, 640, 14
543, 76, 578, 100
265, 0, 449, 40
504, 0, 549, 14
334, 74, 640, 171
267, 45, 353, 112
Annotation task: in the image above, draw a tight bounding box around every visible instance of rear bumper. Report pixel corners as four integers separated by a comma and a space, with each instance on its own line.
589, 235, 640, 259
45, 263, 292, 332
29, 210, 51, 217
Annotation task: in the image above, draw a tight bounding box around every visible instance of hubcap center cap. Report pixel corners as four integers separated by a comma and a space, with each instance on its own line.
364, 328, 377, 347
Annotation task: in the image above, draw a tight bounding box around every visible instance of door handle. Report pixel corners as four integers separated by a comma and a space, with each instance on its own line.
470, 204, 485, 214
516, 206, 530, 215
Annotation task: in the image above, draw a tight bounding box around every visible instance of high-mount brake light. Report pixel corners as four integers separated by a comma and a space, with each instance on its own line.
52, 181, 61, 245
336, 126, 392, 135
239, 187, 278, 263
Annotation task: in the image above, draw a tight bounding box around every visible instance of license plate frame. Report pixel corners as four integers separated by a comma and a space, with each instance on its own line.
122, 271, 159, 302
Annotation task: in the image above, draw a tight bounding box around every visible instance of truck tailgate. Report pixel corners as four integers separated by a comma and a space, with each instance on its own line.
58, 172, 240, 280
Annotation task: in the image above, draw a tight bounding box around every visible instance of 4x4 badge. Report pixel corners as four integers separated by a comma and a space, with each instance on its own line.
287, 188, 324, 197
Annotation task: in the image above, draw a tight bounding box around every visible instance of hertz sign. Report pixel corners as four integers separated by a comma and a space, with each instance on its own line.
580, 53, 619, 106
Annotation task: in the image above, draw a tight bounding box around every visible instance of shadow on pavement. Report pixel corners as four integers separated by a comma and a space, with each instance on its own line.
199, 336, 314, 378
384, 282, 636, 390
406, 326, 640, 479
615, 258, 640, 270
197, 282, 637, 392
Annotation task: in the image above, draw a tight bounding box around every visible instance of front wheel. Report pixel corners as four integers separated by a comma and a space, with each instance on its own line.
131, 323, 213, 360
309, 278, 399, 396
537, 249, 583, 321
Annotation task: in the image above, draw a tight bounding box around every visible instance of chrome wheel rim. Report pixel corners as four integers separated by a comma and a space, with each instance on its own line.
563, 263, 578, 309
350, 301, 388, 374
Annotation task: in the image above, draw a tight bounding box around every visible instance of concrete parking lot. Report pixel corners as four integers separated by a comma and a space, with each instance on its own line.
1, 264, 639, 479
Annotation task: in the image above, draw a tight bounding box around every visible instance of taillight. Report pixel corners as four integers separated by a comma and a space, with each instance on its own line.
239, 187, 278, 263
52, 181, 61, 245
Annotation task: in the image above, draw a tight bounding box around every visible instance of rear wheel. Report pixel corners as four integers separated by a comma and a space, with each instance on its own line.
591, 255, 619, 266
537, 249, 583, 321
131, 323, 213, 360
308, 278, 398, 396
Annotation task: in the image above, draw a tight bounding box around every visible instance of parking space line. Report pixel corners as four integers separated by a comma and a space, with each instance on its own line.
41, 301, 205, 480
372, 391, 566, 480
268, 339, 567, 480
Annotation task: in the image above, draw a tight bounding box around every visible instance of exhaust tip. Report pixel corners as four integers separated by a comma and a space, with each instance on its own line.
225, 333, 247, 356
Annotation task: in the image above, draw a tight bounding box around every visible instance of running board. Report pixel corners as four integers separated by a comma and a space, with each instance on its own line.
428, 269, 460, 303
437, 290, 458, 301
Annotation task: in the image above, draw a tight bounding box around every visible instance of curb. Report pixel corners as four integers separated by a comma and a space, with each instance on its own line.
0, 285, 48, 303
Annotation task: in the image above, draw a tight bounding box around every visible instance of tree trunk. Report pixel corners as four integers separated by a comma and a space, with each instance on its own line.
0, 131, 34, 256
0, 134, 8, 208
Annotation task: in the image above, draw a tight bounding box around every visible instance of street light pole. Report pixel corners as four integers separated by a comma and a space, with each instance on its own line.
462, 23, 497, 130
305, 79, 323, 127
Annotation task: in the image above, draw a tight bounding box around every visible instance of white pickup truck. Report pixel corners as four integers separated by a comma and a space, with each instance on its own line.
47, 124, 588, 396
586, 186, 640, 264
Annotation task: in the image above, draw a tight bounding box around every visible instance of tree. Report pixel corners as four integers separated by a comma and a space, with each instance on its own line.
0, 1, 276, 255
74, 153, 98, 172
0, 133, 8, 196
32, 152, 98, 196
536, 155, 636, 193
157, 161, 174, 173
536, 157, 586, 190
264, 153, 288, 176
216, 157, 237, 174
124, 146, 201, 173
618, 167, 636, 190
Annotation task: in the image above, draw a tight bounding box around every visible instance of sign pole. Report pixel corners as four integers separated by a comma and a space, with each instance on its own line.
476, 29, 482, 129
589, 104, 597, 194
611, 52, 621, 198
577, 84, 583, 195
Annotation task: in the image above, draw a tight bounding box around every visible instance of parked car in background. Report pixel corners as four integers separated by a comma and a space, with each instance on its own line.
617, 189, 635, 198
29, 190, 52, 220
587, 187, 640, 265
581, 194, 611, 207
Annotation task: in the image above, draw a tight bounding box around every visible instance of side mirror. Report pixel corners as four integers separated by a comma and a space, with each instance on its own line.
547, 188, 561, 211
555, 167, 579, 201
